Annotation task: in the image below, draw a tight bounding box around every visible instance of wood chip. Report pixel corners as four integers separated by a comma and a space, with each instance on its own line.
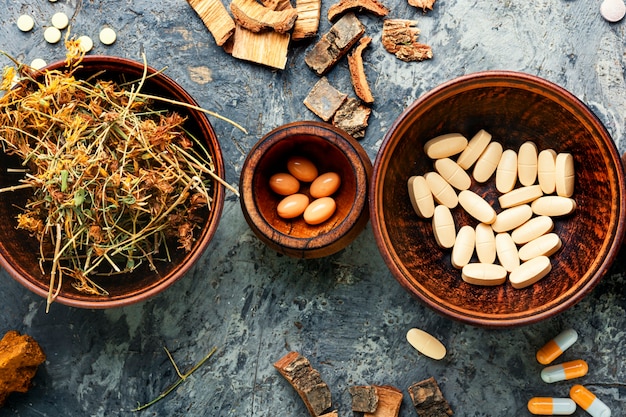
305, 12, 365, 76
364, 385, 403, 417
348, 36, 374, 104
230, 0, 298, 33
187, 0, 236, 46
274, 351, 332, 417
319, 412, 338, 417
408, 0, 436, 12
0, 331, 46, 407
381, 19, 433, 62
349, 385, 379, 413
231, 24, 291, 69
407, 377, 454, 417
332, 97, 371, 139
304, 77, 348, 122
292, 0, 322, 41
261, 0, 294, 11
328, 0, 390, 22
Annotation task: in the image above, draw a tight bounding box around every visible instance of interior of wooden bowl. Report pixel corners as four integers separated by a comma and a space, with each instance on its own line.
371, 71, 626, 327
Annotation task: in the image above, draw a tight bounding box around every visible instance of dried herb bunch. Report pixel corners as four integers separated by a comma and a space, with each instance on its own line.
0, 48, 222, 307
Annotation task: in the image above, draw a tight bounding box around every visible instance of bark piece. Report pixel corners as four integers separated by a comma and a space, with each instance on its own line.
261, 0, 293, 11
274, 351, 332, 417
328, 0, 390, 22
304, 77, 348, 122
407, 377, 453, 417
332, 98, 371, 139
230, 0, 298, 33
320, 412, 338, 417
349, 385, 379, 413
408, 0, 436, 12
231, 24, 291, 69
348, 36, 374, 104
364, 385, 403, 417
0, 331, 46, 407
187, 0, 236, 46
381, 19, 433, 62
305, 12, 365, 76
292, 0, 322, 41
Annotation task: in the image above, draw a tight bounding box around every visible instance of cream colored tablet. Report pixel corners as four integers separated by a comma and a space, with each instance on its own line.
408, 176, 435, 219
30, 58, 47, 70
496, 149, 518, 193
458, 190, 497, 224
495, 233, 520, 272
51, 12, 69, 30
434, 158, 471, 190
475, 223, 496, 264
537, 149, 557, 194
511, 215, 554, 245
78, 35, 94, 53
423, 133, 468, 159
17, 15, 35, 32
555, 153, 575, 197
432, 205, 456, 249
473, 141, 503, 183
491, 204, 533, 233
457, 129, 492, 170
461, 263, 507, 286
531, 196, 577, 217
509, 256, 552, 289
518, 141, 538, 186
99, 27, 117, 45
44, 26, 62, 44
406, 328, 446, 360
498, 185, 543, 209
424, 172, 458, 209
452, 225, 475, 269
518, 233, 562, 261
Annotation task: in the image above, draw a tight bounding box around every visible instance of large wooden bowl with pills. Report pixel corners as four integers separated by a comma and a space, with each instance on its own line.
370, 71, 626, 327
240, 121, 372, 258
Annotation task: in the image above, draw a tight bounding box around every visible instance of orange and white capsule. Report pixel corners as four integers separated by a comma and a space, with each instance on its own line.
527, 397, 576, 415
536, 328, 578, 365
569, 385, 612, 417
541, 359, 588, 383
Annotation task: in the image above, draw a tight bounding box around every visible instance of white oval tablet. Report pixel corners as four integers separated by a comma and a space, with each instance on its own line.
424, 133, 468, 159
424, 172, 458, 209
518, 141, 538, 186
51, 12, 69, 30
99, 27, 117, 45
451, 225, 475, 269
495, 233, 520, 272
491, 204, 533, 233
44, 26, 62, 44
434, 158, 471, 190
457, 129, 492, 170
531, 196, 577, 217
509, 256, 552, 289
77, 35, 94, 53
496, 149, 518, 193
30, 58, 47, 70
537, 149, 557, 194
473, 141, 503, 183
408, 176, 435, 219
518, 233, 562, 261
498, 185, 543, 209
406, 328, 446, 360
555, 153, 575, 197
458, 190, 497, 224
511, 215, 554, 245
462, 263, 507, 286
475, 223, 496, 264
432, 205, 456, 249
17, 15, 35, 32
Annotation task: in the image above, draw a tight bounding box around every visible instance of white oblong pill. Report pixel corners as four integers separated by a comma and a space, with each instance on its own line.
424, 172, 458, 209
531, 196, 577, 217
498, 185, 543, 209
51, 12, 69, 30
406, 328, 446, 360
475, 223, 496, 264
17, 15, 35, 32
432, 205, 456, 249
518, 233, 562, 261
44, 26, 62, 44
457, 129, 492, 170
491, 204, 533, 233
451, 225, 475, 269
509, 256, 552, 289
555, 153, 575, 197
473, 141, 503, 183
458, 190, 497, 224
537, 149, 557, 194
434, 158, 471, 190
99, 27, 117, 45
518, 141, 538, 186
423, 133, 468, 159
496, 149, 518, 193
511, 215, 554, 245
462, 263, 507, 286
495, 233, 520, 272
408, 175, 435, 219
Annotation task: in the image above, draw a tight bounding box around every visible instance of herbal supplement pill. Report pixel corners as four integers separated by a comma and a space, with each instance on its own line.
310, 172, 340, 198
269, 172, 300, 196
287, 156, 318, 182
99, 27, 117, 45
537, 149, 557, 194
541, 359, 589, 383
509, 255, 551, 289
498, 185, 543, 209
434, 158, 471, 190
518, 233, 562, 261
77, 35, 94, 53
491, 204, 533, 233
531, 196, 577, 217
495, 232, 520, 272
451, 225, 475, 269
408, 175, 435, 219
569, 385, 612, 417
423, 133, 468, 159
527, 397, 576, 415
475, 223, 496, 264
17, 15, 35, 32
518, 141, 538, 186
303, 197, 336, 225
458, 190, 497, 224
473, 141, 503, 183
44, 26, 62, 44
511, 215, 554, 245
406, 328, 446, 360
432, 205, 456, 249
457, 129, 492, 170
461, 263, 507, 286
425, 172, 458, 209
600, 0, 626, 22
496, 149, 518, 193
30, 58, 47, 70
536, 328, 579, 365
277, 193, 309, 219
555, 153, 575, 197
51, 12, 69, 29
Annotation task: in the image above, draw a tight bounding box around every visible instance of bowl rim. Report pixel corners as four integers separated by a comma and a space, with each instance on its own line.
369, 70, 626, 327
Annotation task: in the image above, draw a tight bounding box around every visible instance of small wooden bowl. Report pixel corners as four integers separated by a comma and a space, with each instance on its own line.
240, 121, 372, 258
370, 71, 626, 327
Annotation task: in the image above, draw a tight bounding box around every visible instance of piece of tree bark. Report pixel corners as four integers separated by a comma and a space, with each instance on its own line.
348, 36, 374, 104
231, 24, 291, 69
381, 19, 433, 62
328, 0, 390, 22
332, 97, 371, 139
408, 0, 436, 12
187, 0, 236, 46
407, 377, 454, 417
349, 385, 379, 413
292, 0, 322, 41
364, 385, 403, 417
0, 331, 46, 407
319, 412, 338, 417
261, 0, 294, 11
230, 0, 298, 34
304, 77, 348, 122
274, 351, 332, 417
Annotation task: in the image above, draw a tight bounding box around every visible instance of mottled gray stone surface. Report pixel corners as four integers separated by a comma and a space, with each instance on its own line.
1, 0, 625, 416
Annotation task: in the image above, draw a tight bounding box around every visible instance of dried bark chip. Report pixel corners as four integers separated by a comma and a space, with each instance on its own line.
347, 36, 374, 104
230, 0, 298, 33
304, 77, 348, 122
231, 24, 291, 69
328, 0, 390, 21
349, 385, 379, 413
292, 0, 322, 41
261, 0, 294, 11
332, 98, 371, 139
407, 377, 453, 417
408, 0, 436, 12
187, 0, 236, 46
0, 331, 46, 407
319, 412, 338, 417
382, 19, 433, 62
364, 385, 403, 417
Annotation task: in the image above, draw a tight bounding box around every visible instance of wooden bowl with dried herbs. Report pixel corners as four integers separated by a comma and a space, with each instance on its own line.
0, 54, 227, 310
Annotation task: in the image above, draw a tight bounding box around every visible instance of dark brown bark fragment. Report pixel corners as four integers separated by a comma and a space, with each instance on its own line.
407, 377, 453, 417
332, 98, 371, 139
349, 385, 379, 413
381, 19, 433, 62
328, 0, 390, 22
303, 77, 348, 122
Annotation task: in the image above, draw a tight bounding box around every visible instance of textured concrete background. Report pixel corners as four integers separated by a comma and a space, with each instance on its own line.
1, 0, 625, 416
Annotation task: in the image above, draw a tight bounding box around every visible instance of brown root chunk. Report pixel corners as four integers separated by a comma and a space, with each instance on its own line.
186, 0, 236, 46
332, 97, 371, 139
381, 19, 433, 62
304, 77, 348, 122
348, 36, 374, 104
328, 0, 390, 21
364, 385, 403, 417
408, 0, 436, 12
292, 0, 322, 41
0, 331, 46, 407
230, 0, 298, 34
349, 385, 379, 413
407, 377, 454, 417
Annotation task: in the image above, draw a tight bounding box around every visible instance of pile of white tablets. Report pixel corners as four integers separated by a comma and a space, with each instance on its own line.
407, 129, 576, 289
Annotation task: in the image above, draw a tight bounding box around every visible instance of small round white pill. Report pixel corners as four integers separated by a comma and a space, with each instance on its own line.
44, 26, 62, 44
601, 0, 626, 22
17, 15, 35, 32
77, 35, 94, 53
99, 27, 117, 45
30, 58, 47, 70
51, 12, 69, 30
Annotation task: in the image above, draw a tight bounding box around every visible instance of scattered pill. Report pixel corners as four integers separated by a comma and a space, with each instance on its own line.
518, 233, 562, 261
310, 172, 341, 198
77, 35, 94, 53
509, 255, 552, 289
511, 215, 554, 245
496, 149, 518, 193
423, 133, 468, 159
30, 58, 47, 70
99, 27, 117, 45
473, 141, 503, 183
406, 328, 446, 360
495, 232, 520, 272
537, 149, 557, 194
475, 223, 496, 264
569, 385, 612, 417
277, 193, 309, 219
424, 172, 458, 209
531, 196, 577, 217
432, 205, 456, 249
518, 141, 538, 186
287, 156, 318, 182
527, 397, 576, 415
600, 0, 626, 22
51, 12, 69, 30
434, 158, 471, 190
498, 185, 543, 209
408, 175, 435, 219
555, 153, 575, 197
536, 328, 578, 365
451, 225, 475, 269
44, 26, 62, 44
541, 359, 589, 383
461, 263, 507, 286
457, 129, 492, 170
491, 204, 533, 233
458, 190, 497, 224
269, 172, 300, 196
17, 14, 35, 32
303, 197, 336, 225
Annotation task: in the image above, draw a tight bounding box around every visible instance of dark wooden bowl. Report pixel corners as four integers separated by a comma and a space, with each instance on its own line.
0, 56, 225, 308
370, 71, 626, 327
240, 121, 372, 258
